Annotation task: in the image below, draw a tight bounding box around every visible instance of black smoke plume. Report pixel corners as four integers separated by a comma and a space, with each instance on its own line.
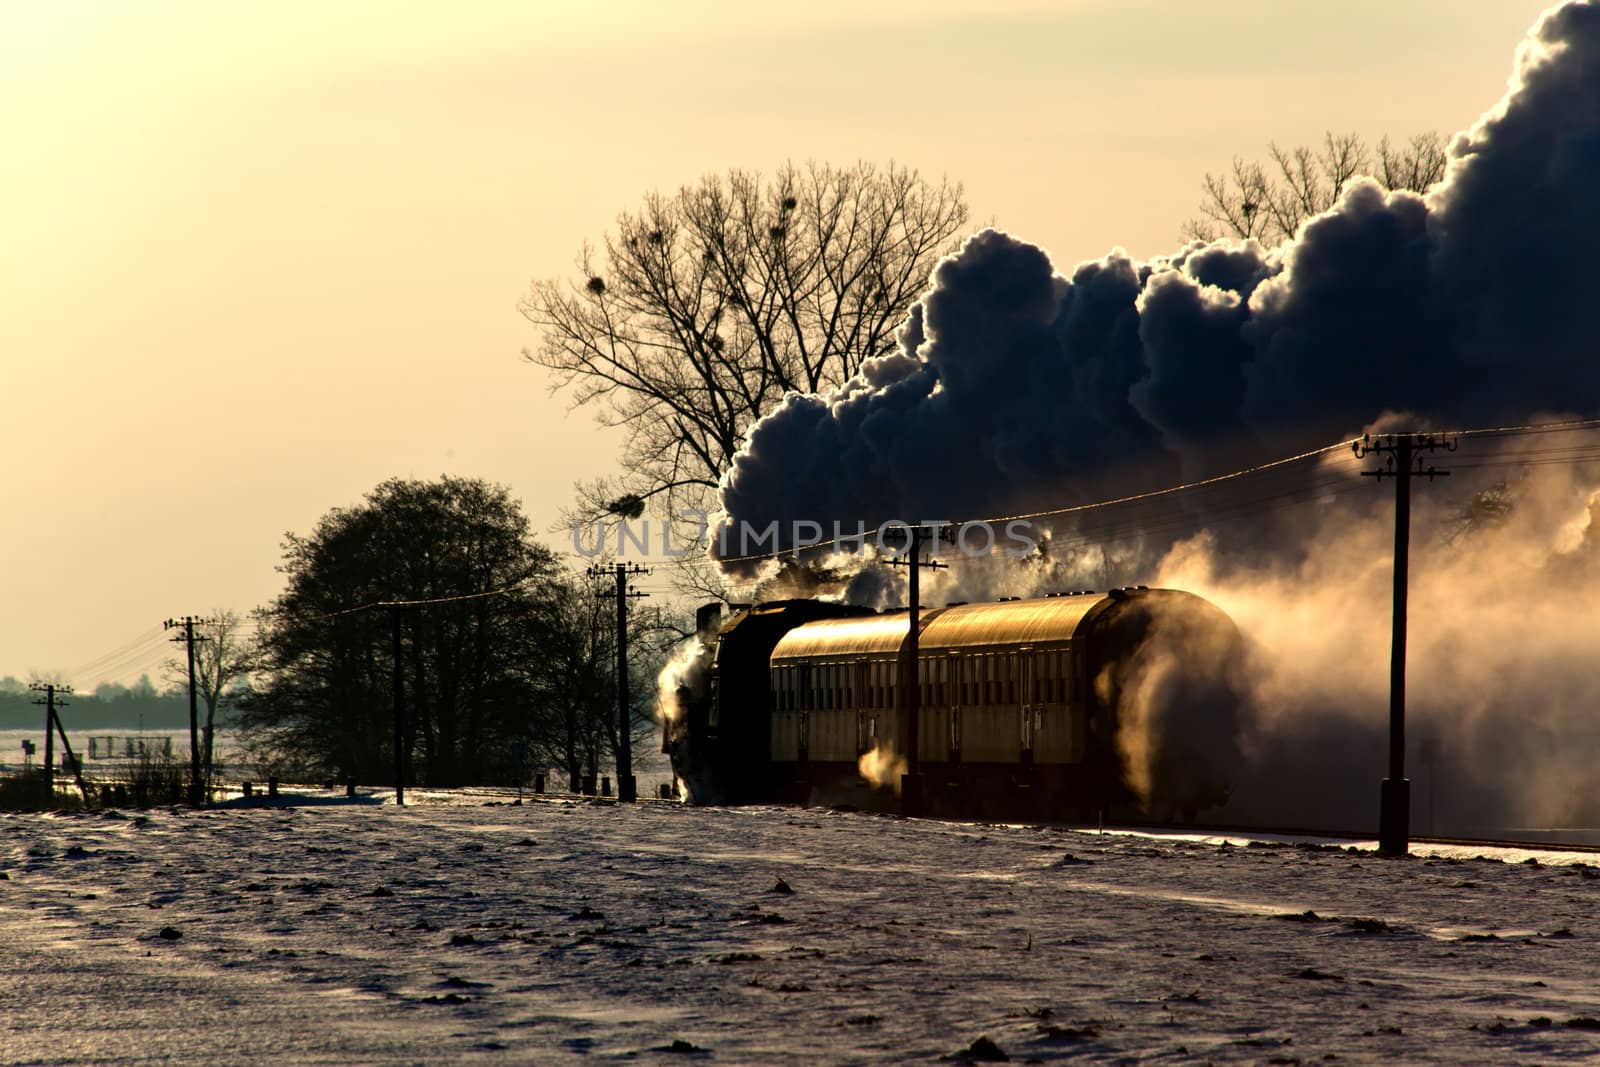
708, 2, 1600, 832
714, 0, 1600, 564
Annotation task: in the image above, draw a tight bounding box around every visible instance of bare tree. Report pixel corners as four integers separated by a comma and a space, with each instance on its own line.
1441, 479, 1517, 548
520, 161, 970, 554
526, 566, 686, 792
1183, 131, 1447, 245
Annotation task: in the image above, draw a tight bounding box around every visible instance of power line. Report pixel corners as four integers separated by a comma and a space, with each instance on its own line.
1024, 475, 1373, 559
64, 626, 168, 680
977, 439, 1360, 525
257, 573, 548, 624
1443, 415, 1600, 440
714, 438, 1361, 565
711, 419, 1600, 567
75, 636, 177, 692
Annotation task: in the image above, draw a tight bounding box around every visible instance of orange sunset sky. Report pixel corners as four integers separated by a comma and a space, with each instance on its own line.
1, 0, 1553, 681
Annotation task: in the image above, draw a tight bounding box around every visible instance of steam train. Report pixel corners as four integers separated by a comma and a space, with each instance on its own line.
663, 587, 1247, 821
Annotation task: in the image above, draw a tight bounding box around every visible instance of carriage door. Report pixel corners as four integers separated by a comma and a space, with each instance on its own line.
1018, 649, 1035, 762
797, 663, 811, 764
945, 655, 961, 761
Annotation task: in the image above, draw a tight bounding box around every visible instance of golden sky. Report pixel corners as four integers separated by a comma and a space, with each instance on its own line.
0, 0, 1555, 683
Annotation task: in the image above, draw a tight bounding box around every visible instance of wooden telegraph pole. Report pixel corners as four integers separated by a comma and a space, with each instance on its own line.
591, 563, 649, 802
391, 605, 406, 806
30, 682, 67, 796
165, 617, 213, 806
29, 683, 90, 806
888, 525, 948, 816
1353, 432, 1454, 856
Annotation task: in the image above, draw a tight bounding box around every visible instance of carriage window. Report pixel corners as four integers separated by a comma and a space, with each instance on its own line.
1004, 656, 1016, 704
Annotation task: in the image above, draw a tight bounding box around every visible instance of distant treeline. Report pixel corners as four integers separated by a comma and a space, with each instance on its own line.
0, 679, 235, 731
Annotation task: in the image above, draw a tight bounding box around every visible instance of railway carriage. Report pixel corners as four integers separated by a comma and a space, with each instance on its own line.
666, 587, 1244, 820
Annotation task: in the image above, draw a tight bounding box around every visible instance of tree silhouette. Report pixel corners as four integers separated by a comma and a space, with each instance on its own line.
521, 161, 969, 582
1183, 132, 1447, 245
243, 477, 563, 786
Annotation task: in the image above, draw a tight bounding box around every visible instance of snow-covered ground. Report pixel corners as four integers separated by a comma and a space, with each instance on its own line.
4, 795, 1599, 1064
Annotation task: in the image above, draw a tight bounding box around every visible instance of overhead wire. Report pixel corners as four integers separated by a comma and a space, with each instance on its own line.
710, 419, 1600, 567
714, 436, 1365, 565
1441, 415, 1600, 440
77, 640, 178, 691
43, 419, 1600, 674
63, 626, 168, 680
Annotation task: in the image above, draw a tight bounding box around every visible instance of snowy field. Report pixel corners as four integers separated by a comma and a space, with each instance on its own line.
4, 795, 1600, 1065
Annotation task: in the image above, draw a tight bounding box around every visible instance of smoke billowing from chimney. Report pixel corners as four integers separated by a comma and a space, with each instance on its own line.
705, 2, 1600, 830
714, 1, 1600, 565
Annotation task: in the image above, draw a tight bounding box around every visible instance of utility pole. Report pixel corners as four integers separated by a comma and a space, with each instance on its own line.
888, 526, 948, 816
591, 563, 649, 802
1353, 432, 1454, 856
391, 605, 406, 806
29, 682, 71, 797
165, 617, 212, 806
31, 684, 91, 805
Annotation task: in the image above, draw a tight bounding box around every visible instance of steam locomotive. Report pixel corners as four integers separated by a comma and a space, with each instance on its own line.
663, 587, 1247, 821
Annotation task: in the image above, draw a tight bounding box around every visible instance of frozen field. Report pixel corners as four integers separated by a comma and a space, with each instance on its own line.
3, 795, 1600, 1065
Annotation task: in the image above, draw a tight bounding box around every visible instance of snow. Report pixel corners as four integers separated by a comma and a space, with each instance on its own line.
4, 794, 1600, 1064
